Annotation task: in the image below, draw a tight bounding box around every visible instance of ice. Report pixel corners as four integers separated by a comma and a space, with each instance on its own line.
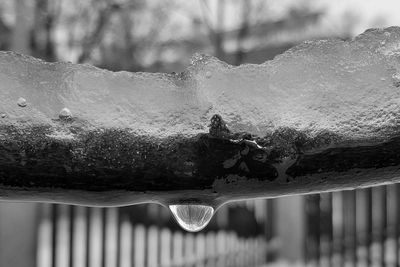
17, 97, 27, 107
58, 107, 72, 119
1, 27, 400, 141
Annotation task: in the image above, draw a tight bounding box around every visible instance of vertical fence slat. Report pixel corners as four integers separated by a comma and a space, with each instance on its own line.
387, 184, 397, 266
147, 226, 159, 267
372, 186, 388, 267
184, 233, 195, 265
277, 195, 305, 262
36, 203, 53, 267
332, 191, 344, 267
55, 205, 71, 267
343, 190, 357, 267
305, 194, 320, 266
372, 186, 382, 267
396, 184, 400, 267
356, 189, 367, 267
365, 187, 373, 267
216, 231, 227, 267
195, 233, 206, 267
172, 231, 184, 266
320, 192, 333, 267
160, 228, 171, 267
119, 218, 132, 267
72, 206, 87, 267
104, 208, 118, 267
205, 232, 216, 267
381, 186, 387, 267
134, 224, 146, 267
89, 207, 103, 267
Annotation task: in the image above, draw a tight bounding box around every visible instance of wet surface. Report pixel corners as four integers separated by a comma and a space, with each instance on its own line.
2, 27, 400, 209
1, 122, 400, 200
0, 124, 280, 192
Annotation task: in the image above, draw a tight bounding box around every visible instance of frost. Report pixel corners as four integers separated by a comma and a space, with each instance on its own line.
1, 27, 400, 141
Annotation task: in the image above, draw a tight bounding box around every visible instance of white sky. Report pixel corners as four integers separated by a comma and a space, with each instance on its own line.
271, 0, 400, 36
188, 0, 400, 38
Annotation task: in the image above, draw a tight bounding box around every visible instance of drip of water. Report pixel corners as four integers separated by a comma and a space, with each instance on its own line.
169, 204, 214, 232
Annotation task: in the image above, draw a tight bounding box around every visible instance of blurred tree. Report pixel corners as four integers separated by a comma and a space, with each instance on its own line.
31, 0, 60, 61
235, 0, 251, 65
12, 0, 32, 55
77, 0, 121, 63
199, 0, 226, 60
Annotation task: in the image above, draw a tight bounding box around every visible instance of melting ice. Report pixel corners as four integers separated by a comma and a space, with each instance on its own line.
1, 27, 400, 231
1, 27, 400, 140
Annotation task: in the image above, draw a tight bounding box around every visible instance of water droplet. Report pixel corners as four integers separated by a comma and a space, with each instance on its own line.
205, 71, 212, 78
1, 113, 5, 118
169, 204, 214, 232
17, 97, 27, 107
59, 107, 72, 119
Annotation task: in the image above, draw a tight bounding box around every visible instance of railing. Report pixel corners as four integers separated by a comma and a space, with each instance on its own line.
33, 184, 400, 267
304, 184, 400, 267
36, 204, 269, 267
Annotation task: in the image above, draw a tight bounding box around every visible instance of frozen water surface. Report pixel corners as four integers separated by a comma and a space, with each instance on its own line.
3, 29, 400, 140
1, 27, 400, 141
2, 27, 400, 231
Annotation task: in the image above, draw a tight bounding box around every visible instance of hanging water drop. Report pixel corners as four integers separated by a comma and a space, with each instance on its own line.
17, 97, 27, 107
169, 204, 214, 232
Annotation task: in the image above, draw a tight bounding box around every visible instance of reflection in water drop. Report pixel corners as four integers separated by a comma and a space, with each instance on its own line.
169, 204, 214, 232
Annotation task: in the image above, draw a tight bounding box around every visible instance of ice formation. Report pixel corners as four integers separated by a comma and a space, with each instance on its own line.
2, 27, 400, 231
0, 27, 399, 142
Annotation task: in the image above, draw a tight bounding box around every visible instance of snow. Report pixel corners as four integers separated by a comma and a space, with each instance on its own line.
1, 27, 400, 142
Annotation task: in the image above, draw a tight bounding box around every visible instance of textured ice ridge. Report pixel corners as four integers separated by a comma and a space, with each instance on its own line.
1, 27, 400, 141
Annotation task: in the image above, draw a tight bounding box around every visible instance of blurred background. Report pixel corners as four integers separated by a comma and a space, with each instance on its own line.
1, 0, 400, 266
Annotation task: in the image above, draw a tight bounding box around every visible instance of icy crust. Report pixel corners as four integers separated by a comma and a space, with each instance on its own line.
1, 27, 400, 141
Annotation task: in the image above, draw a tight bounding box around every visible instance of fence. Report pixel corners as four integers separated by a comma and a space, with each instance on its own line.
3, 184, 400, 267
304, 184, 400, 267
35, 204, 269, 267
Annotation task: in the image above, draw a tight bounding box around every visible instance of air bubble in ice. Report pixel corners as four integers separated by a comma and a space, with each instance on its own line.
59, 107, 72, 119
17, 97, 27, 107
169, 204, 214, 232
